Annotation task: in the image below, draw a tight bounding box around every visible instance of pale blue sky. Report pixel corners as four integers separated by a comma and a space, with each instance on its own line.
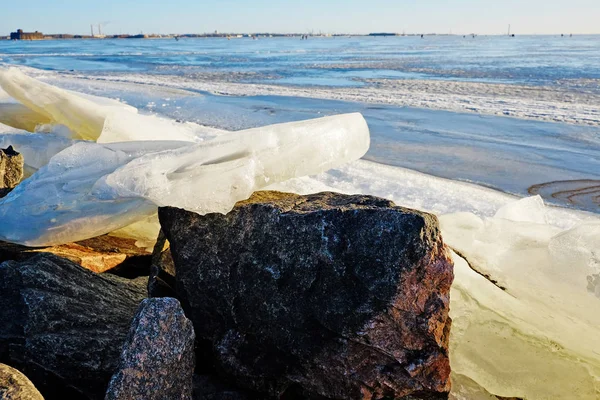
3, 0, 599, 35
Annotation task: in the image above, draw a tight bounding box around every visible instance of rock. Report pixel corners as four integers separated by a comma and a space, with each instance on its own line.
159, 191, 454, 400
106, 298, 195, 400
0, 146, 23, 190
0, 363, 44, 400
0, 235, 151, 274
192, 375, 250, 400
148, 230, 177, 298
0, 254, 147, 400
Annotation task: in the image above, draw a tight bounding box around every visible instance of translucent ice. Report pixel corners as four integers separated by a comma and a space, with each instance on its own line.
439, 198, 600, 399
0, 113, 369, 246
0, 68, 119, 140
0, 68, 215, 143
100, 113, 370, 213
493, 194, 548, 224
0, 132, 75, 173
0, 103, 53, 131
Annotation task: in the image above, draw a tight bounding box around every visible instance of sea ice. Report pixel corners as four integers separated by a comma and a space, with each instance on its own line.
439, 197, 600, 399
0, 132, 75, 175
0, 103, 53, 132
0, 68, 223, 143
0, 113, 369, 246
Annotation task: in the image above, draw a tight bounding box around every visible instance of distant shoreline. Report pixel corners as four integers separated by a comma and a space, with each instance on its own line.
2, 33, 597, 41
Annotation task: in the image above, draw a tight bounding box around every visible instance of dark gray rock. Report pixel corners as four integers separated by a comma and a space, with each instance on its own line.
159, 191, 454, 400
148, 230, 177, 298
0, 254, 147, 400
192, 375, 250, 400
0, 146, 23, 191
0, 363, 44, 400
105, 298, 195, 400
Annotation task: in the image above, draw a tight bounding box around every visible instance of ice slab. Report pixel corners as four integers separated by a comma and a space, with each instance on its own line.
439, 198, 600, 399
0, 132, 75, 173
0, 113, 369, 246
0, 103, 53, 131
0, 68, 218, 143
0, 67, 114, 140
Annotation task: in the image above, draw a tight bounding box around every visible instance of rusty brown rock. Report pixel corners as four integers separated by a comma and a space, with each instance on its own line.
0, 363, 44, 400
159, 191, 454, 399
0, 235, 151, 274
0, 146, 23, 191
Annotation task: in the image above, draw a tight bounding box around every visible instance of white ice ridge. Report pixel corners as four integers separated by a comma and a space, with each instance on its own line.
0, 112, 370, 245
441, 198, 600, 400
66, 70, 600, 126
0, 68, 210, 143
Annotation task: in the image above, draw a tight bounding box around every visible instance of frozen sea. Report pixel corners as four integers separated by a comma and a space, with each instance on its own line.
1, 35, 599, 214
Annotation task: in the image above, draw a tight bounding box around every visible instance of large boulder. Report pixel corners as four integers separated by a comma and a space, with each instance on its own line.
0, 254, 147, 400
158, 191, 454, 399
0, 363, 44, 400
105, 298, 195, 400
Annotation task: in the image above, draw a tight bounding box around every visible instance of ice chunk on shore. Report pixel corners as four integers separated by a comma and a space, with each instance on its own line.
0, 113, 369, 245
549, 222, 600, 291
0, 132, 75, 173
0, 103, 53, 131
0, 68, 113, 140
493, 194, 548, 224
0, 68, 215, 143
101, 113, 370, 213
439, 198, 600, 399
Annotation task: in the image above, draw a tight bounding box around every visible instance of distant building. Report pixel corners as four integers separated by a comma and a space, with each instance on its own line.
368, 32, 399, 37
10, 29, 44, 40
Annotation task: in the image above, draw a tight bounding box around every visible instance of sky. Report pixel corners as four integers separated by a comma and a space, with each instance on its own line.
2, 0, 599, 36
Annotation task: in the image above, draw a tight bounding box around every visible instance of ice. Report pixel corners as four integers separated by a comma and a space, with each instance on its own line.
0, 113, 369, 246
549, 222, 600, 292
100, 113, 369, 213
0, 132, 75, 174
0, 67, 114, 140
97, 111, 206, 143
0, 103, 53, 131
493, 194, 548, 224
438, 198, 600, 399
0, 68, 218, 143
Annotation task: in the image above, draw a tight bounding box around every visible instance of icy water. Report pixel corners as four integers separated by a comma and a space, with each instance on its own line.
2, 35, 600, 87
1, 36, 600, 212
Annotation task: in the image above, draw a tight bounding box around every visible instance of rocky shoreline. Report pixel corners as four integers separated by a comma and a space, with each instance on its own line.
0, 188, 454, 400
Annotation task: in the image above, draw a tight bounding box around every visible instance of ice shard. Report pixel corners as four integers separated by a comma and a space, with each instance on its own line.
0, 103, 53, 132
0, 113, 369, 246
0, 68, 217, 143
